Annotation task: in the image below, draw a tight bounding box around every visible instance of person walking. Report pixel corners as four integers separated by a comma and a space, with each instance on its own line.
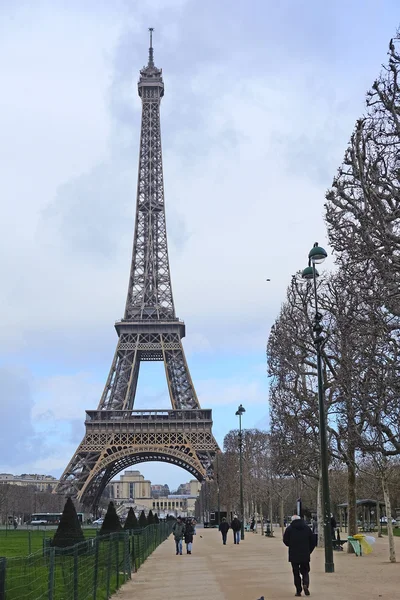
330, 514, 337, 540
312, 516, 318, 548
283, 515, 316, 597
231, 514, 241, 545
184, 518, 195, 554
219, 517, 230, 545
172, 517, 186, 555
250, 516, 255, 532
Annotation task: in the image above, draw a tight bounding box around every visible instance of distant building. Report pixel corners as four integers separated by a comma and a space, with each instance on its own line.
151, 484, 170, 498
107, 470, 151, 501
106, 471, 201, 518
0, 473, 59, 492
176, 481, 201, 496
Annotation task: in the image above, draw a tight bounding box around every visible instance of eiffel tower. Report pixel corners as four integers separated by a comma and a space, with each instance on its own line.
56, 29, 219, 509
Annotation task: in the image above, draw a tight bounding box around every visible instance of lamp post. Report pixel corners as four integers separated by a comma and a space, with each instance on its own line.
302, 242, 334, 574
235, 403, 246, 541
216, 452, 221, 527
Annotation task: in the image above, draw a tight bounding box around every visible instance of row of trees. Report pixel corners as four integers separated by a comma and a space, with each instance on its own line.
0, 484, 66, 523
53, 499, 161, 547
197, 430, 400, 536
267, 32, 400, 561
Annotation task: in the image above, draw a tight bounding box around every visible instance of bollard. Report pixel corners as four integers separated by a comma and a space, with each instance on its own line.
106, 536, 112, 599
48, 548, 55, 600
93, 537, 99, 600
115, 535, 119, 589
124, 532, 131, 581
73, 545, 79, 600
0, 557, 6, 600
131, 533, 136, 573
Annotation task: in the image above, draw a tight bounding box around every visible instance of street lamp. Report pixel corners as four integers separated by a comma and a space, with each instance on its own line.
235, 403, 246, 541
216, 452, 221, 527
302, 242, 334, 574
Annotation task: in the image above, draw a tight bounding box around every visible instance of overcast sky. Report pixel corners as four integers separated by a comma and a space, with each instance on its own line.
0, 1, 398, 491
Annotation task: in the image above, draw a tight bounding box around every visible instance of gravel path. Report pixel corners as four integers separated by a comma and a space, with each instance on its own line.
113, 527, 400, 600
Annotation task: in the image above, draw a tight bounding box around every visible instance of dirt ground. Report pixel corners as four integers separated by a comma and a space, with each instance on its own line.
113, 527, 400, 600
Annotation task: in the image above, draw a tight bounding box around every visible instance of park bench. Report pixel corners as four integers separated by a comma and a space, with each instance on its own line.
359, 524, 375, 533
264, 523, 274, 537
332, 538, 347, 551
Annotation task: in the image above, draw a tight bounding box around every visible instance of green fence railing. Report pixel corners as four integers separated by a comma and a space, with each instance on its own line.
0, 522, 173, 600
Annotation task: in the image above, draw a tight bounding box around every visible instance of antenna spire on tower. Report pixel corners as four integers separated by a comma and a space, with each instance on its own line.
148, 27, 155, 67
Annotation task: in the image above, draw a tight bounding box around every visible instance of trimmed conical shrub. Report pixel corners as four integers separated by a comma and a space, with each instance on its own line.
154, 513, 159, 524
124, 507, 139, 530
52, 497, 85, 548
100, 501, 122, 534
138, 510, 147, 528
147, 509, 155, 525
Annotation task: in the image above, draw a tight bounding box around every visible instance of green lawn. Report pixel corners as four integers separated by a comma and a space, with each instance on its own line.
381, 527, 400, 536
0, 525, 169, 600
3, 536, 127, 600
0, 528, 98, 557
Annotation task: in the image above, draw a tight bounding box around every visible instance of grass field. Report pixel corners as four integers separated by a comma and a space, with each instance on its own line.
0, 525, 169, 600
0, 528, 98, 557
3, 534, 128, 600
381, 527, 400, 536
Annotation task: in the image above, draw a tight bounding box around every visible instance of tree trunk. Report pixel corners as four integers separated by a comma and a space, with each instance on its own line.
280, 496, 284, 535
347, 445, 357, 553
317, 475, 324, 548
382, 474, 396, 563
269, 494, 274, 536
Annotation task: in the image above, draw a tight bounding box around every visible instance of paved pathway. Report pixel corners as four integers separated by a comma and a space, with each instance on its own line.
114, 527, 400, 600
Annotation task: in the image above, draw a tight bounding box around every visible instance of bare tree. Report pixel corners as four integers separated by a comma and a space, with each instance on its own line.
325, 33, 400, 316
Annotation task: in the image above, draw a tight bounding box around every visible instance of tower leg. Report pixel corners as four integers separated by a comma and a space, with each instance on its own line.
162, 334, 200, 410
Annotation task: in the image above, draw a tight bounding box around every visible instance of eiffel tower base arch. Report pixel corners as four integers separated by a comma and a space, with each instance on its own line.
56, 409, 219, 510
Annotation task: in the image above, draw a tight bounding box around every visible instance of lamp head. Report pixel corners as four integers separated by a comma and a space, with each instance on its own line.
308, 242, 327, 264
236, 404, 246, 416
302, 266, 319, 280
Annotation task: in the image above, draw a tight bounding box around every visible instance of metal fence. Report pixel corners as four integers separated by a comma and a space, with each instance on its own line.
0, 523, 172, 600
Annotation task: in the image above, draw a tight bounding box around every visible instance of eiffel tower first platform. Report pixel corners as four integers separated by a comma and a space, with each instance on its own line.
55, 30, 219, 509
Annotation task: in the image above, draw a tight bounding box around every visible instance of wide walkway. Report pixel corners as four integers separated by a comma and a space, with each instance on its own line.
114, 527, 400, 600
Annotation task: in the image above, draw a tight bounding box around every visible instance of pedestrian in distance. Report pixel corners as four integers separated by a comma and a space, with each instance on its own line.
250, 516, 255, 532
231, 514, 241, 545
172, 516, 186, 556
283, 515, 316, 597
219, 517, 230, 545
330, 514, 337, 540
184, 518, 195, 554
311, 516, 318, 548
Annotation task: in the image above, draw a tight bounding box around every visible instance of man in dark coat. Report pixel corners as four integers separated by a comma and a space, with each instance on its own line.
231, 515, 241, 544
330, 514, 337, 539
219, 517, 230, 545
172, 517, 186, 555
283, 515, 316, 597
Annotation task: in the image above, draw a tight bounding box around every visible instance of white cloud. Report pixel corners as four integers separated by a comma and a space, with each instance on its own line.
33, 372, 103, 421
0, 1, 396, 486
197, 377, 267, 408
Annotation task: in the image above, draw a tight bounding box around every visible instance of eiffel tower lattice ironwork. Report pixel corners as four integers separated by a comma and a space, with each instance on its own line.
56, 29, 219, 509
